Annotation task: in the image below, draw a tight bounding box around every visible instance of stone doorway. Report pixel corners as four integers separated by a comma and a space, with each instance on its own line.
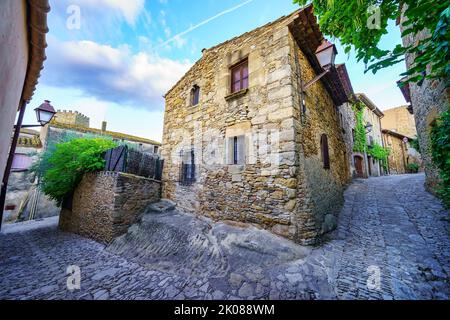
354, 156, 364, 178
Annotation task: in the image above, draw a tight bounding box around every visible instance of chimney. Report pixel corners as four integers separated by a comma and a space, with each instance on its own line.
101, 121, 107, 132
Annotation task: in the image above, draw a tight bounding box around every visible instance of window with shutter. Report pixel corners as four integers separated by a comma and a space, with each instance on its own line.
320, 134, 330, 170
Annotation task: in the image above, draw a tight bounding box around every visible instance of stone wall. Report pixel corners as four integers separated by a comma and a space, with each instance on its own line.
400, 12, 450, 192
381, 106, 417, 138
0, 0, 28, 185
383, 133, 408, 174
59, 172, 161, 243
162, 11, 349, 245
53, 110, 90, 128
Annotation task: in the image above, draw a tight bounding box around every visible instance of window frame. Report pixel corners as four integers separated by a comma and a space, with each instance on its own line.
179, 148, 196, 186
191, 85, 200, 106
230, 59, 249, 94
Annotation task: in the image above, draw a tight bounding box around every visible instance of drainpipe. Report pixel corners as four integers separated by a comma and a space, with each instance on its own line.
0, 100, 28, 230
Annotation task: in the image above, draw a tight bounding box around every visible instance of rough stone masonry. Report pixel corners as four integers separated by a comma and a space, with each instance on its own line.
59, 171, 161, 243
161, 7, 350, 245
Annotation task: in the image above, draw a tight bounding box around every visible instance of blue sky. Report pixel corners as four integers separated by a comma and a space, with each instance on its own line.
25, 0, 407, 142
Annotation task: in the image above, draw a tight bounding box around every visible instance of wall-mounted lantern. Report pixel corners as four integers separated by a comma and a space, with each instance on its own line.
34, 100, 56, 126
365, 123, 373, 134
301, 40, 337, 92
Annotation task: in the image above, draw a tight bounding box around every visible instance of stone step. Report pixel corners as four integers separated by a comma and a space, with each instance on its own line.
145, 199, 176, 214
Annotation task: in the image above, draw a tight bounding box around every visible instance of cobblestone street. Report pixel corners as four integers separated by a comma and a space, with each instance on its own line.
0, 174, 449, 300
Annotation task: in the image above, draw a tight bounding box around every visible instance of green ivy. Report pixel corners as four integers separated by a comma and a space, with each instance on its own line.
430, 109, 450, 208
407, 163, 420, 173
352, 102, 367, 153
410, 138, 421, 153
32, 138, 117, 205
368, 142, 391, 171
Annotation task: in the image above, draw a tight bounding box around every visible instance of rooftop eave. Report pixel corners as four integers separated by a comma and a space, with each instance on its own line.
288, 6, 349, 106
20, 0, 50, 106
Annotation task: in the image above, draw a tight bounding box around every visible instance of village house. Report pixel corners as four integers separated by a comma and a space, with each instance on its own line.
339, 92, 386, 179
381, 105, 418, 139
41, 110, 161, 154
382, 129, 421, 175
2, 106, 161, 225
356, 93, 385, 177
161, 6, 352, 245
0, 0, 49, 189
398, 6, 449, 192
381, 105, 421, 174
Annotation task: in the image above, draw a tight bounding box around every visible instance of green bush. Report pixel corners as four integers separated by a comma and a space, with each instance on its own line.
406, 163, 420, 173
430, 109, 450, 208
33, 138, 117, 205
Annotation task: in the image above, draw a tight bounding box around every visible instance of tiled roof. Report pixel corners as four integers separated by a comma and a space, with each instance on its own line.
21, 0, 50, 104
49, 122, 161, 146
356, 93, 384, 118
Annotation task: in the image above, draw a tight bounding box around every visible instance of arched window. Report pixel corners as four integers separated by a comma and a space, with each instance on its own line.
320, 134, 330, 169
191, 85, 200, 106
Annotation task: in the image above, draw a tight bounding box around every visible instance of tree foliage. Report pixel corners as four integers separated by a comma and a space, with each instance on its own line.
294, 0, 450, 85
33, 138, 117, 205
430, 110, 450, 208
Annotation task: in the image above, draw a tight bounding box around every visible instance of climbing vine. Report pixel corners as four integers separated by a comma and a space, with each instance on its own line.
430, 109, 450, 208
352, 102, 367, 153
368, 143, 391, 171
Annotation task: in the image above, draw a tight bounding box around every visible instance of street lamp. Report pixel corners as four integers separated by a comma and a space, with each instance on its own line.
34, 100, 56, 126
301, 40, 337, 91
0, 100, 56, 229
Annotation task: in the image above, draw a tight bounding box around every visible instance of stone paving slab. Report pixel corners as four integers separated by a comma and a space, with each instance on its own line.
0, 173, 448, 300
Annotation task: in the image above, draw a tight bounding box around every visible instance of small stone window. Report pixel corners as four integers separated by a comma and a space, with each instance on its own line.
230, 59, 249, 94
179, 149, 196, 186
228, 136, 246, 165
320, 134, 330, 170
154, 146, 159, 154
191, 85, 200, 106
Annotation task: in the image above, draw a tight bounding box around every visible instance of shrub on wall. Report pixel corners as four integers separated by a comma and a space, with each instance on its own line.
33, 138, 117, 205
430, 110, 450, 208
368, 143, 391, 172
407, 163, 420, 174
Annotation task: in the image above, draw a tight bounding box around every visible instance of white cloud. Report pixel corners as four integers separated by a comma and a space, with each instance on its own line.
41, 36, 192, 111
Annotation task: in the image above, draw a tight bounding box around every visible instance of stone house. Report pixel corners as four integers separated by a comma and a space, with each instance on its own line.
0, 0, 49, 187
355, 93, 385, 178
3, 129, 59, 223
41, 110, 161, 154
162, 6, 351, 245
339, 92, 386, 179
382, 129, 421, 175
3, 109, 161, 224
398, 7, 449, 192
381, 105, 418, 139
